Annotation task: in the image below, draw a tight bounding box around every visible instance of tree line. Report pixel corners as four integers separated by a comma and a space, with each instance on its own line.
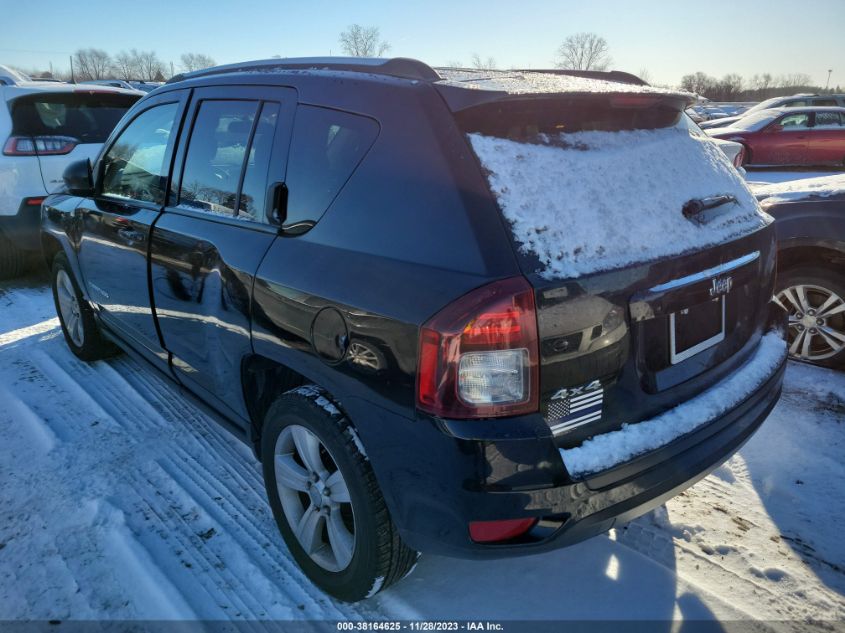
16, 28, 839, 100
22, 49, 216, 82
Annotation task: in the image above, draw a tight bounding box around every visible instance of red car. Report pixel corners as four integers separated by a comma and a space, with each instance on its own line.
708, 106, 845, 167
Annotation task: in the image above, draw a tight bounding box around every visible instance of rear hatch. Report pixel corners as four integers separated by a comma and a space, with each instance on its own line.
7, 89, 139, 193
442, 73, 776, 464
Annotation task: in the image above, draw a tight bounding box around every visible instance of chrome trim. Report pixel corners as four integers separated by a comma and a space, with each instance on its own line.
649, 251, 760, 294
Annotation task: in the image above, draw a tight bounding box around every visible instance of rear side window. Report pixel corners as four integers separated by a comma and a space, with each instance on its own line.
285, 105, 378, 225
11, 92, 138, 143
177, 100, 259, 217
101, 103, 179, 205
814, 112, 844, 128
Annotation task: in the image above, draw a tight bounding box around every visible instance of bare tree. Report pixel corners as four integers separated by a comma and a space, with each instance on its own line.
180, 53, 216, 73
471, 54, 496, 71
112, 50, 142, 80
339, 24, 390, 57
680, 71, 716, 96
777, 73, 813, 89
555, 33, 611, 71
135, 50, 164, 81
73, 48, 112, 80
445, 59, 463, 68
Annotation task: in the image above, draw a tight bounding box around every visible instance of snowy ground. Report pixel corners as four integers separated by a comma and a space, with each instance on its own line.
1, 273, 843, 627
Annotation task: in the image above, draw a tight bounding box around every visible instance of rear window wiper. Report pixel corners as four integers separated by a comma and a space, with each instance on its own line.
683, 194, 738, 225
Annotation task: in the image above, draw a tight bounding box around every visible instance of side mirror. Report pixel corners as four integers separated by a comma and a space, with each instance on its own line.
63, 159, 94, 196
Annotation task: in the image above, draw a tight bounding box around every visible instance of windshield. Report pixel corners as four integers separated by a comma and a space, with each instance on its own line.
743, 97, 784, 115
723, 110, 781, 132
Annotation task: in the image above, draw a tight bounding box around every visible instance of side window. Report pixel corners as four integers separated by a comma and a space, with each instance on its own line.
814, 99, 837, 106
814, 112, 844, 128
101, 103, 178, 205
285, 105, 379, 226
178, 100, 259, 217
778, 113, 810, 129
238, 102, 280, 221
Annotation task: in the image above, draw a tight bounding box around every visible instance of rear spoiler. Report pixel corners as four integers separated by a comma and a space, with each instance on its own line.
435, 84, 695, 113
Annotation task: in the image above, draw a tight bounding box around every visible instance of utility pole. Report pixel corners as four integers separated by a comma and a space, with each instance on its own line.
69, 55, 74, 83
170, 61, 174, 78
826, 69, 833, 90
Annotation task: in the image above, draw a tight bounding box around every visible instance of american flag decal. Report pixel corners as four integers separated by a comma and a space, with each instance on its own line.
547, 384, 603, 435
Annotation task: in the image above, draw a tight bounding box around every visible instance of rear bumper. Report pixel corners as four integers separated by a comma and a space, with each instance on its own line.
0, 199, 44, 251
354, 329, 787, 560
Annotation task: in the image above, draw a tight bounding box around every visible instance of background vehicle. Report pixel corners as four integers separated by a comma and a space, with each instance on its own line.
128, 80, 163, 93
708, 106, 845, 167
79, 79, 137, 91
701, 94, 845, 129
41, 58, 785, 601
751, 177, 845, 367
0, 81, 139, 277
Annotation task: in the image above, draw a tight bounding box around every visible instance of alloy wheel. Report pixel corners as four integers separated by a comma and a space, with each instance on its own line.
56, 269, 84, 348
775, 283, 845, 361
274, 424, 356, 572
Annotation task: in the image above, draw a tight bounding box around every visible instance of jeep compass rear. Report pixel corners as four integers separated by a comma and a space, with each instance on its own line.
42, 59, 786, 602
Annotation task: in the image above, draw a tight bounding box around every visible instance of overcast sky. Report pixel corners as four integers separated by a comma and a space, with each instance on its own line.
2, 0, 843, 87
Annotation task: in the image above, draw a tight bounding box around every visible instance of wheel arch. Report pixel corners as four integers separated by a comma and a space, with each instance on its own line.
777, 240, 845, 282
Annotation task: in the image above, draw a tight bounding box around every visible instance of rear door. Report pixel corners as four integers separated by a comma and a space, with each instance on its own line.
149, 85, 295, 420
75, 90, 189, 364
808, 111, 845, 164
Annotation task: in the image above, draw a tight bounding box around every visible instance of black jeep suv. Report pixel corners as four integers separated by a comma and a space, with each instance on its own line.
41, 58, 787, 601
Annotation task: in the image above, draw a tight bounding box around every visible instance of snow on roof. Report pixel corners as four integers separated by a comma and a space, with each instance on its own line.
436, 69, 691, 98
561, 332, 787, 477
469, 126, 771, 280
749, 174, 845, 204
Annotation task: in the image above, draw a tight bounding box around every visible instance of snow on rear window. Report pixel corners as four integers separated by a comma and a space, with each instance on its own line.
469, 126, 772, 280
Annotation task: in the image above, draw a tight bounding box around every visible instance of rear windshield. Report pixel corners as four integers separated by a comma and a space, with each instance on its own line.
10, 92, 139, 143
462, 99, 769, 279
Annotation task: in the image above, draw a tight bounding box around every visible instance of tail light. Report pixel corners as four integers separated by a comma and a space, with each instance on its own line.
417, 276, 539, 419
3, 135, 78, 156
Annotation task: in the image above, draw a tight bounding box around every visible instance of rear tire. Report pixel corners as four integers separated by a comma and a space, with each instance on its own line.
261, 386, 417, 601
0, 229, 28, 279
51, 253, 118, 361
775, 266, 845, 369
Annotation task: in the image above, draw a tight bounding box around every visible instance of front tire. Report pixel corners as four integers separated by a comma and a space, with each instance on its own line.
261, 386, 417, 601
775, 266, 845, 368
51, 253, 117, 361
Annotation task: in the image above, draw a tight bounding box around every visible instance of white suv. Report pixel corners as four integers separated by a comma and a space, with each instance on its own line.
0, 74, 139, 277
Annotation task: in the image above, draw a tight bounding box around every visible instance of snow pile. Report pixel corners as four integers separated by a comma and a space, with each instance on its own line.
749, 173, 845, 205
469, 128, 772, 279
560, 332, 787, 477
437, 69, 691, 98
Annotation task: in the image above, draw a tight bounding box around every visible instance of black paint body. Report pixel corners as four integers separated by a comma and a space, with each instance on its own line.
41, 64, 787, 558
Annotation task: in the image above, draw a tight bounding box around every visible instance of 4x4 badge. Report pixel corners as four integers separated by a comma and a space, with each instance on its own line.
709, 276, 733, 297
551, 379, 601, 401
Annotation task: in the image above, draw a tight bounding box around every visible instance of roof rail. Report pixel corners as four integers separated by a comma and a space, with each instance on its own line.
509, 68, 648, 86
168, 57, 440, 84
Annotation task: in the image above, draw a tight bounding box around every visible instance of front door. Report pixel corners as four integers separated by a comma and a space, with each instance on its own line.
76, 91, 189, 362
763, 112, 810, 165
149, 86, 296, 420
